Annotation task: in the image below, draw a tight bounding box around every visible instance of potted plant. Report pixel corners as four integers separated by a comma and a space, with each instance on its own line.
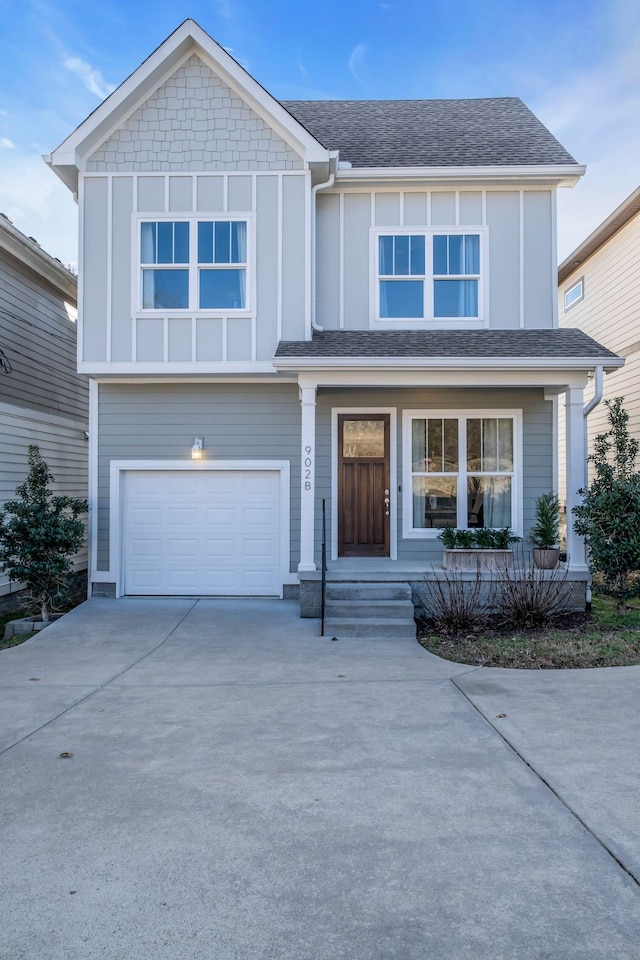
530, 492, 560, 569
438, 527, 520, 571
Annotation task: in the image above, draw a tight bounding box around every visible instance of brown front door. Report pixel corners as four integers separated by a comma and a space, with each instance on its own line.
338, 414, 390, 557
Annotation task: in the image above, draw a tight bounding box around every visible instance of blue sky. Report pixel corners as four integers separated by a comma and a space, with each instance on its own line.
1, 0, 639, 267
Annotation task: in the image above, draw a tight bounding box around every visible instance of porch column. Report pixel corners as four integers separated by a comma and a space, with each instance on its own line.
564, 386, 588, 570
298, 383, 317, 572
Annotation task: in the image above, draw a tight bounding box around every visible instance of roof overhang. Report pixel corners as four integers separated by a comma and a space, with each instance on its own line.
274, 355, 624, 374
46, 19, 330, 194
335, 164, 585, 187
0, 219, 77, 301
558, 184, 640, 284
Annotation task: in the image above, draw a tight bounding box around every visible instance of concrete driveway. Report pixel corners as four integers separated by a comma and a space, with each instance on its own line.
1, 598, 640, 960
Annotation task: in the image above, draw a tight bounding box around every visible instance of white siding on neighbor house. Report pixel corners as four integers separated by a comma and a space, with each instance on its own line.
81, 169, 308, 366
86, 55, 303, 172
0, 403, 88, 596
557, 210, 640, 507
315, 187, 554, 331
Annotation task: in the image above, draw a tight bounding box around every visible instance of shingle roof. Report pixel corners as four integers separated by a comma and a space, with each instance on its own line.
275, 329, 618, 361
281, 97, 577, 168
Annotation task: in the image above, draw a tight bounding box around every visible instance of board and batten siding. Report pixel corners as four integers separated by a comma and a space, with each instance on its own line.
0, 403, 88, 595
81, 170, 308, 366
95, 382, 302, 573
557, 210, 640, 506
316, 187, 554, 331
0, 253, 85, 419
314, 387, 553, 566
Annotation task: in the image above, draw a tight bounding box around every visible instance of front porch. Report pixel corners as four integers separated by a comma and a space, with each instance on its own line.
299, 558, 589, 619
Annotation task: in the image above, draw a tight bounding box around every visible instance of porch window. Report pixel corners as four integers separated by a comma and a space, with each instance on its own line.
139, 217, 249, 313
374, 229, 483, 323
404, 412, 519, 535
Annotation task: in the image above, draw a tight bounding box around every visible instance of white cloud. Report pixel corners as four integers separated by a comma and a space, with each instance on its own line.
63, 56, 116, 100
347, 42, 368, 86
0, 153, 78, 268
0, 137, 15, 149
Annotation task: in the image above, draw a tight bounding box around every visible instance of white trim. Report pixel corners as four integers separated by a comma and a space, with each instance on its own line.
93, 375, 297, 384
551, 394, 558, 496
339, 191, 345, 329
132, 211, 255, 319
401, 408, 523, 539
106, 177, 113, 361
330, 407, 398, 562
277, 173, 283, 342
551, 187, 558, 327
369, 225, 488, 328
519, 190, 525, 329
274, 356, 623, 372
304, 169, 312, 339
88, 380, 100, 587
563, 277, 585, 312
79, 361, 277, 374
295, 368, 591, 389
109, 458, 291, 598
77, 174, 84, 366
335, 164, 586, 185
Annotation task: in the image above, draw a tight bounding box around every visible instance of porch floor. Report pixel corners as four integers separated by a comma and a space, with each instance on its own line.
303, 559, 583, 582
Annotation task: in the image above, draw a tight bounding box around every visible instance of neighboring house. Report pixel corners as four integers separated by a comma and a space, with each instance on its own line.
558, 187, 640, 509
0, 214, 88, 608
45, 19, 621, 613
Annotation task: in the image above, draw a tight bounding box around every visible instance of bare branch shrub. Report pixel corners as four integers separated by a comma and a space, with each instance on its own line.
495, 548, 570, 628
422, 565, 494, 635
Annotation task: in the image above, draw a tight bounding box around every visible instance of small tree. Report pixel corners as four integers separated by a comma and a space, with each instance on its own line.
573, 398, 640, 614
0, 446, 88, 621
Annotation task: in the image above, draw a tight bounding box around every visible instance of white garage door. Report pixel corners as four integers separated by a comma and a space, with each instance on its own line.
123, 470, 282, 596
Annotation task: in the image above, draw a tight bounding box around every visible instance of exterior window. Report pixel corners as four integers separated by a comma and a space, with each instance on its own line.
433, 234, 479, 317
139, 218, 248, 312
379, 235, 425, 318
564, 277, 584, 312
405, 413, 517, 534
141, 221, 189, 309
198, 221, 247, 309
375, 230, 482, 322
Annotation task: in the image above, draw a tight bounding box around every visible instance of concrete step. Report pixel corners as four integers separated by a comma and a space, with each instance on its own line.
323, 617, 416, 640
325, 582, 412, 601
325, 599, 416, 619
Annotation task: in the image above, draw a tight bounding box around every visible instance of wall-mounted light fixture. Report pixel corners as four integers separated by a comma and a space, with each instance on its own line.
191, 436, 204, 460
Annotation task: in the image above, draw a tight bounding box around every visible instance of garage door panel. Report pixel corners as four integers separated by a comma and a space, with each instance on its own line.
123, 469, 282, 596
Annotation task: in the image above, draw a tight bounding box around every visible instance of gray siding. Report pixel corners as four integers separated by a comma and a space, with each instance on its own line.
0, 251, 86, 419
82, 170, 308, 366
316, 187, 555, 331
96, 382, 301, 571
86, 55, 303, 173
97, 382, 551, 576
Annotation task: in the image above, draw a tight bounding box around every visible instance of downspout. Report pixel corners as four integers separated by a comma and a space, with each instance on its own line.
310, 156, 337, 332
581, 365, 604, 606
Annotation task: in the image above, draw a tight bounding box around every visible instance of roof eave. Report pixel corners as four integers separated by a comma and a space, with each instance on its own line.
335, 164, 585, 186
558, 184, 640, 284
47, 19, 330, 190
0, 219, 77, 301
273, 354, 623, 374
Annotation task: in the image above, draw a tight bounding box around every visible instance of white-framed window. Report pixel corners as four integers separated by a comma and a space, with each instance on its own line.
372, 227, 486, 326
564, 277, 584, 312
402, 410, 522, 538
136, 215, 252, 314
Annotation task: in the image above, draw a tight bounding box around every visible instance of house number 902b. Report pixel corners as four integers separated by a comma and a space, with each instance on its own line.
304, 445, 313, 491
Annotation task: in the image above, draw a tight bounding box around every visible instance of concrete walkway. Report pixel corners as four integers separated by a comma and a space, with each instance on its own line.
1, 599, 640, 959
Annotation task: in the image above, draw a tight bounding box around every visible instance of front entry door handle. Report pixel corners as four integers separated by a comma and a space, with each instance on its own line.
384, 489, 390, 516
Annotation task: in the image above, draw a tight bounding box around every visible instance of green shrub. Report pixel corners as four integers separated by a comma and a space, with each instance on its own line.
530, 492, 560, 548
438, 528, 520, 550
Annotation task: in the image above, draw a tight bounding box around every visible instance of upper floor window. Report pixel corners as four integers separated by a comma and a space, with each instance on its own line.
139, 217, 249, 313
564, 277, 584, 312
373, 228, 484, 325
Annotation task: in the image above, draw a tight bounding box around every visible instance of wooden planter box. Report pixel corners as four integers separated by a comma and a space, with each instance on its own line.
442, 549, 514, 572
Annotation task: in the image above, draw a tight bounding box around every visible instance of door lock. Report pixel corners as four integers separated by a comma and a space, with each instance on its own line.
384, 489, 390, 516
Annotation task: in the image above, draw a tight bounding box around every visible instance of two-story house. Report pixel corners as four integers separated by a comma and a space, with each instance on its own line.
45, 19, 621, 615
0, 214, 88, 610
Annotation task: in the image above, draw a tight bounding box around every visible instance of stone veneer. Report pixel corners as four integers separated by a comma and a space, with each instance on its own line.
86, 55, 304, 172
